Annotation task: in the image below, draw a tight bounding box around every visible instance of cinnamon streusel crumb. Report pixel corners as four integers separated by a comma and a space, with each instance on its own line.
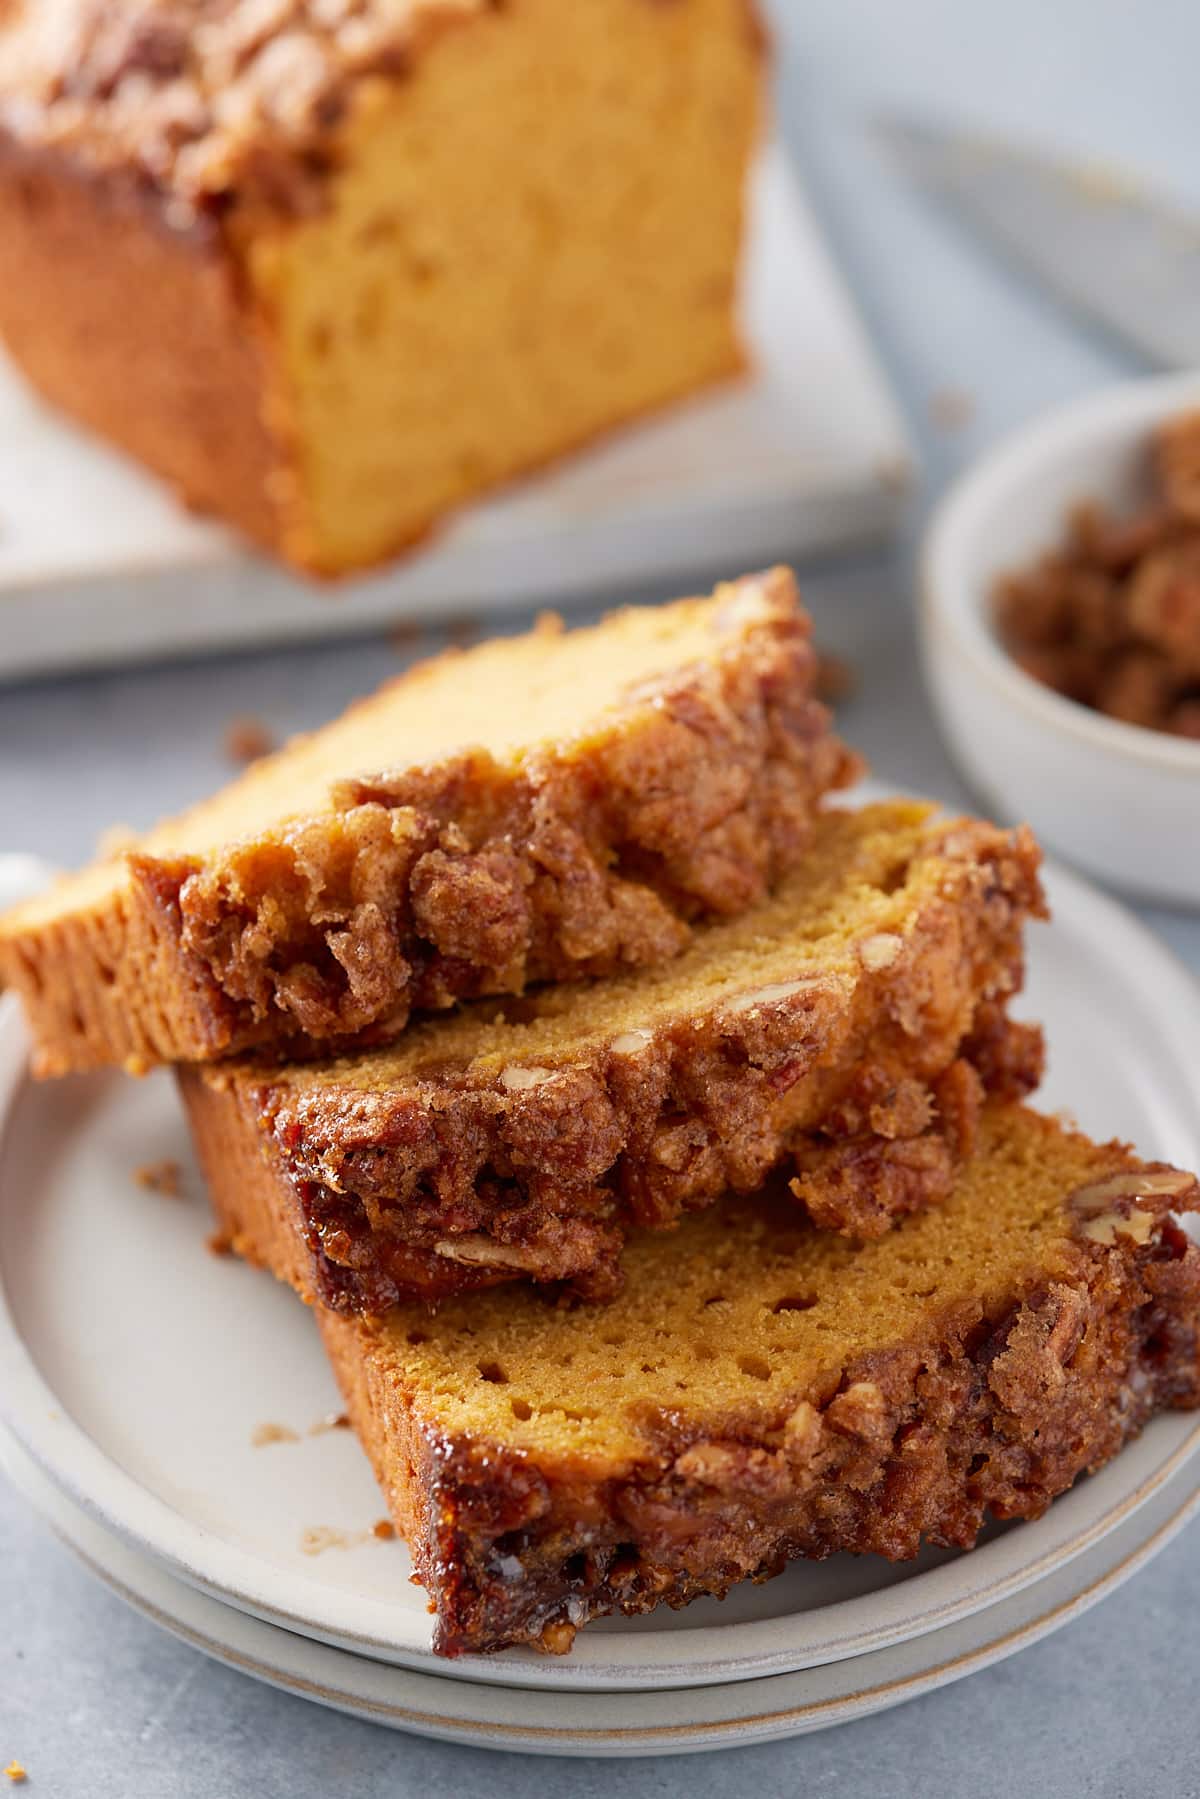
134, 1158, 183, 1197
222, 716, 276, 765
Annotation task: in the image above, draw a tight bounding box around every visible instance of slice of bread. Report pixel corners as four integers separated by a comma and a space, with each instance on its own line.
210, 1102, 1200, 1656
183, 801, 1045, 1307
0, 569, 856, 1074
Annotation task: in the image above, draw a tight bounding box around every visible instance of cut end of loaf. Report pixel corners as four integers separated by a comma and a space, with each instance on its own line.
0, 0, 765, 573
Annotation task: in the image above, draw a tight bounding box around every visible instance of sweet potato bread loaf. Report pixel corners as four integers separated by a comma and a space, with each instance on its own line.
183, 801, 1046, 1307
212, 1103, 1200, 1656
0, 0, 764, 574
0, 571, 857, 1075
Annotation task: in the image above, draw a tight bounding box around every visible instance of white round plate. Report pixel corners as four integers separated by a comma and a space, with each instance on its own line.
0, 849, 1198, 1693
5, 1422, 1199, 1757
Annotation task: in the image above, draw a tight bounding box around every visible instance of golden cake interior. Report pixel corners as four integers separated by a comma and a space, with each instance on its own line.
347, 1107, 1147, 1466
241, 0, 762, 571
259, 800, 957, 1090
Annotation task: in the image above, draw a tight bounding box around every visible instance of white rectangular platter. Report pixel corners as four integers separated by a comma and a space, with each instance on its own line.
0, 147, 913, 682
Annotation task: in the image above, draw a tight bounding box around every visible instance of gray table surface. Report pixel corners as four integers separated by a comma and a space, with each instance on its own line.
3, 3, 1200, 1794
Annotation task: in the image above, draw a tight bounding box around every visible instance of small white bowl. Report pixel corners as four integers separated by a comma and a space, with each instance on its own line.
921, 375, 1200, 910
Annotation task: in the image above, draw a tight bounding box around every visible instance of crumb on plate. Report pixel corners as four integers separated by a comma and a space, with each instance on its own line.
930, 386, 975, 432
222, 717, 276, 765
134, 1159, 183, 1198
446, 614, 479, 647
389, 620, 424, 653
251, 1421, 300, 1448
875, 453, 914, 495
308, 1412, 351, 1436
813, 650, 857, 705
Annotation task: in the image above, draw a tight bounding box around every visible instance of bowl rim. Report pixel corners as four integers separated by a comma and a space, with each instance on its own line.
922, 372, 1200, 775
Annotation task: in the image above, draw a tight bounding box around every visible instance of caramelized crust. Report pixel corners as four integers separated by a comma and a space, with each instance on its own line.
184, 804, 1046, 1305
214, 1104, 1200, 1656
0, 572, 856, 1074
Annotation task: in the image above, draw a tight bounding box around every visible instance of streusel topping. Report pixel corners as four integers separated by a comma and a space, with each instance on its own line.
0, 0, 488, 208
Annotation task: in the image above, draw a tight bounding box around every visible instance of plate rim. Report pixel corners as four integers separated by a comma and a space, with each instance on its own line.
6, 1420, 1200, 1757
1, 839, 1199, 1691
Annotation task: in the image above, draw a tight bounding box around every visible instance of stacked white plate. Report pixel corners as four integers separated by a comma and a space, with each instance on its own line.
1, 841, 1199, 1757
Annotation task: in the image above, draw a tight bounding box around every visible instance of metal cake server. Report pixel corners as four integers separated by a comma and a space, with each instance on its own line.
878, 117, 1200, 367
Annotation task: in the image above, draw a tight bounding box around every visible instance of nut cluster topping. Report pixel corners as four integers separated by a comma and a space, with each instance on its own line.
1069, 1168, 1195, 1247
433, 1234, 539, 1269
857, 932, 902, 973
498, 1064, 555, 1093
722, 975, 827, 1017
994, 408, 1200, 741
1079, 1210, 1154, 1248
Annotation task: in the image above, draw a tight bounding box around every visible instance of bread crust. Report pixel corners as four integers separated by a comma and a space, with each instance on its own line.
0, 137, 286, 549
0, 573, 857, 1073
183, 815, 1046, 1305
253, 1130, 1200, 1657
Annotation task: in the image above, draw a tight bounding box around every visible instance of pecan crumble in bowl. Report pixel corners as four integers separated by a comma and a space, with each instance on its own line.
922, 375, 1200, 908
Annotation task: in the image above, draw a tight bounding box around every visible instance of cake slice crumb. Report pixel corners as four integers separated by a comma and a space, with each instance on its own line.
251, 1421, 300, 1448
814, 650, 857, 704
300, 1523, 393, 1555
308, 1412, 351, 1436
930, 386, 975, 432
134, 1159, 183, 1198
222, 717, 276, 766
